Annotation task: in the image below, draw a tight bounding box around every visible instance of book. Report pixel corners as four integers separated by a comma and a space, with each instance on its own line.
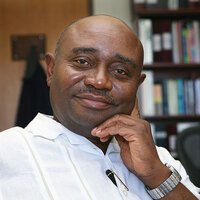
177, 21, 184, 63
154, 124, 168, 148
192, 21, 200, 63
177, 78, 185, 114
166, 124, 178, 158
194, 78, 200, 115
184, 79, 195, 115
168, 0, 179, 9
161, 79, 169, 115
181, 22, 189, 63
138, 70, 155, 116
153, 82, 163, 115
178, 0, 189, 8
152, 20, 163, 62
187, 79, 195, 115
167, 79, 178, 115
133, 0, 146, 9
161, 20, 173, 62
138, 19, 153, 64
172, 21, 180, 63
185, 21, 193, 63
146, 0, 168, 8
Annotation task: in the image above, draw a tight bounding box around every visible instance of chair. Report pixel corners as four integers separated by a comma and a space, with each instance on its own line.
176, 125, 200, 187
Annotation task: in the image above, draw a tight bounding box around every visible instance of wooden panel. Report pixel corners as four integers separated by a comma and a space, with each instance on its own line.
0, 0, 89, 131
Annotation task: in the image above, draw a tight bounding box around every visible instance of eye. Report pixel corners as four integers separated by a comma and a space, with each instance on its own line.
76, 58, 89, 65
114, 69, 127, 75
110, 63, 131, 80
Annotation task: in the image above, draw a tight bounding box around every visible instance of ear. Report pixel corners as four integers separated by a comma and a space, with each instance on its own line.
45, 53, 55, 86
139, 73, 146, 86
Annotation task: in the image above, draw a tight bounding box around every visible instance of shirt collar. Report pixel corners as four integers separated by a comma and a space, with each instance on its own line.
25, 113, 120, 153
25, 113, 67, 140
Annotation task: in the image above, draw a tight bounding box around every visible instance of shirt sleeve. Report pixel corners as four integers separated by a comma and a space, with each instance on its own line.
156, 146, 200, 199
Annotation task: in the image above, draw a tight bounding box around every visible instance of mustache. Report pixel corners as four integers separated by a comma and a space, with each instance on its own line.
78, 86, 116, 105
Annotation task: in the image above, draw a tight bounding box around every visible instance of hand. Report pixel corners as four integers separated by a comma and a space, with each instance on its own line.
91, 100, 170, 187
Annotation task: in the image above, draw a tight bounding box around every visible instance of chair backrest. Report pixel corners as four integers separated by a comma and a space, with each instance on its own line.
177, 125, 200, 187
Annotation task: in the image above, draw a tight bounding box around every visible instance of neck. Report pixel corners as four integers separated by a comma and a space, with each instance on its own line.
87, 137, 111, 154
53, 116, 111, 153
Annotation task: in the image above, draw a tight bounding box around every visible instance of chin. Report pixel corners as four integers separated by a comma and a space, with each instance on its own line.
73, 112, 110, 128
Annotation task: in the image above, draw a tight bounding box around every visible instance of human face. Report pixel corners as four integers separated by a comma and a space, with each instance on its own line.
46, 17, 144, 136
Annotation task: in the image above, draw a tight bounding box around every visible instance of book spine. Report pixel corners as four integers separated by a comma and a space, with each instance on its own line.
192, 21, 200, 63
172, 21, 180, 63
177, 79, 185, 115
146, 0, 168, 8
138, 70, 155, 116
178, 0, 189, 8
168, 0, 179, 9
182, 22, 189, 63
161, 20, 173, 62
154, 82, 163, 115
177, 21, 184, 63
152, 20, 163, 62
167, 79, 178, 115
195, 78, 200, 115
162, 79, 169, 115
138, 19, 153, 64
133, 0, 146, 9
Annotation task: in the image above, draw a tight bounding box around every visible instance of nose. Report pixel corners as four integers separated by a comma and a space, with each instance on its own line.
84, 67, 112, 90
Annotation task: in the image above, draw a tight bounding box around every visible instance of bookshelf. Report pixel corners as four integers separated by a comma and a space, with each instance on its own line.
134, 8, 200, 19
131, 0, 200, 157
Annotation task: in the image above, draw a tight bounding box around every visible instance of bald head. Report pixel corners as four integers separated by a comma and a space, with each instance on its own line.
54, 15, 143, 68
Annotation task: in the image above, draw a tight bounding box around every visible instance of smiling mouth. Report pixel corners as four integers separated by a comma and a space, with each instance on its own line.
75, 93, 113, 110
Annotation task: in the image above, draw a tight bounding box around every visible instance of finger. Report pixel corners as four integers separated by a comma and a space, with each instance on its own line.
131, 97, 141, 119
93, 125, 137, 142
91, 114, 137, 136
99, 136, 111, 142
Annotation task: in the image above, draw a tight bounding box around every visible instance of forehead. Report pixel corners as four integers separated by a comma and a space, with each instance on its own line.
70, 18, 136, 45
59, 17, 142, 65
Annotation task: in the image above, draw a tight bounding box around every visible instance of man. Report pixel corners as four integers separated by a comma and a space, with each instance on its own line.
0, 15, 199, 199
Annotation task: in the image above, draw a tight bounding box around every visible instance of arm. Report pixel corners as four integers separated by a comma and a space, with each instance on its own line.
91, 102, 198, 199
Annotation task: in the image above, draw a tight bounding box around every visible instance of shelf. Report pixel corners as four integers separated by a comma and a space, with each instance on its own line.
134, 5, 200, 126
144, 115, 200, 123
134, 8, 200, 19
143, 63, 200, 70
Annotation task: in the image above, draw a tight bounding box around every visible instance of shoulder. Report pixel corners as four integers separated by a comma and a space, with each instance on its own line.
0, 127, 28, 148
0, 126, 26, 137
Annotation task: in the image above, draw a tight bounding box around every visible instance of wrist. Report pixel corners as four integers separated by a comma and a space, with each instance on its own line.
141, 163, 171, 189
145, 163, 182, 199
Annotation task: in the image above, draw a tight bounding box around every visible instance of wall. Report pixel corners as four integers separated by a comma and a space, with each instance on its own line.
0, 0, 89, 131
92, 0, 133, 28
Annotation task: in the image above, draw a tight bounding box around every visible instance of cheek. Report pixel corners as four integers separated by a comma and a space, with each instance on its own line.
113, 83, 137, 105
50, 69, 84, 106
55, 68, 84, 91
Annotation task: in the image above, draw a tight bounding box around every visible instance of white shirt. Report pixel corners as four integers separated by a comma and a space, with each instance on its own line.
0, 113, 199, 200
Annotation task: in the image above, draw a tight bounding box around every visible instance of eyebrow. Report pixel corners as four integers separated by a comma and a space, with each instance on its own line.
115, 54, 136, 68
72, 47, 98, 55
71, 47, 136, 67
